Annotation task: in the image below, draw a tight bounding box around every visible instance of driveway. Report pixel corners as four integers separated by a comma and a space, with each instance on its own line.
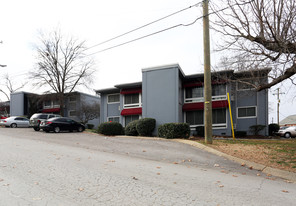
0, 128, 295, 205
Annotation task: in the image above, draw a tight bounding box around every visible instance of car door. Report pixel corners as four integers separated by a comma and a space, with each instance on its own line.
14, 117, 24, 127
58, 118, 70, 131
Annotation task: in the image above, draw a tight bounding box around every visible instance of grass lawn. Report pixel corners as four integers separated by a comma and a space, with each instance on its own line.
195, 139, 296, 172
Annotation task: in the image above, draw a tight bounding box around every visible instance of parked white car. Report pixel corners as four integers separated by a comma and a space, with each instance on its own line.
277, 126, 296, 138
0, 116, 30, 128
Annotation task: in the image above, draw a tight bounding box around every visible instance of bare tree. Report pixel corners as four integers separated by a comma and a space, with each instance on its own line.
0, 74, 27, 101
78, 101, 100, 125
30, 29, 95, 116
211, 0, 296, 91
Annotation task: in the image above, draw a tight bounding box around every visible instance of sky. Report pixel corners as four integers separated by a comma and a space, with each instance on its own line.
0, 0, 295, 123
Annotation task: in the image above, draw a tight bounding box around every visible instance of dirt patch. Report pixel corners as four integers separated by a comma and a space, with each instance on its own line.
194, 139, 296, 173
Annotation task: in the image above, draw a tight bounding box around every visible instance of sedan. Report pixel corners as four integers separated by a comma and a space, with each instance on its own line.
40, 117, 85, 133
277, 126, 296, 138
0, 116, 30, 128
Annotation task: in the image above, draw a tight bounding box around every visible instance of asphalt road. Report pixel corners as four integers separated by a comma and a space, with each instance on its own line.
0, 128, 295, 206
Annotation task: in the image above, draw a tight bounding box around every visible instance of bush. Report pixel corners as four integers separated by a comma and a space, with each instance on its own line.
136, 118, 156, 136
235, 131, 247, 137
86, 124, 94, 129
158, 123, 190, 139
125, 120, 139, 136
195, 126, 205, 137
268, 123, 280, 136
97, 122, 124, 136
249, 124, 266, 135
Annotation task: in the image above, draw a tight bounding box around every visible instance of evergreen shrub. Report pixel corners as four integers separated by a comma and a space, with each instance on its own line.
97, 122, 124, 136
136, 118, 156, 136
158, 123, 190, 139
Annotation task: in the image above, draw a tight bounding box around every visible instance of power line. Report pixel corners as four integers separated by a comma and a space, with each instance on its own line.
85, 0, 255, 56
85, 15, 203, 56
84, 1, 203, 52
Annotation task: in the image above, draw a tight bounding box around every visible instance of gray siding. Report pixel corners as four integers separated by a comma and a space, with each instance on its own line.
142, 66, 180, 135
10, 92, 25, 116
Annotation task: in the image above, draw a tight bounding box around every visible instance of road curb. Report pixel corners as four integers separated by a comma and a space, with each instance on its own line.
173, 139, 296, 183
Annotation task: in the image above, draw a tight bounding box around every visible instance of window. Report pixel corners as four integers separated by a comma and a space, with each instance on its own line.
185, 110, 203, 125
107, 116, 120, 123
108, 94, 120, 104
212, 84, 226, 97
125, 115, 139, 126
124, 93, 141, 108
237, 106, 256, 118
53, 100, 60, 107
212, 108, 226, 124
69, 96, 76, 102
69, 110, 76, 117
185, 108, 227, 128
185, 87, 203, 103
44, 100, 51, 108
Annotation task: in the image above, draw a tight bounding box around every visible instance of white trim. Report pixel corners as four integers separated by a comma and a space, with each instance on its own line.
184, 86, 227, 103
185, 108, 228, 129
68, 110, 76, 117
124, 115, 141, 126
237, 106, 257, 119
107, 93, 120, 104
107, 116, 120, 122
123, 93, 142, 108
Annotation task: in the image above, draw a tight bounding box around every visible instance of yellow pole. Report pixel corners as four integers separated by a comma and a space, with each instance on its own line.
227, 92, 235, 140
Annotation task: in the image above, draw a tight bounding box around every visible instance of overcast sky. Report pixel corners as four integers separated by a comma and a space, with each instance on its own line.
0, 0, 295, 123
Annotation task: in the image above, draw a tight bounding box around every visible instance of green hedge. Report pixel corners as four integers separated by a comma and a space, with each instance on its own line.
97, 122, 124, 136
136, 118, 156, 136
125, 120, 139, 136
268, 124, 280, 136
86, 124, 94, 129
235, 131, 247, 137
158, 123, 190, 139
249, 124, 266, 135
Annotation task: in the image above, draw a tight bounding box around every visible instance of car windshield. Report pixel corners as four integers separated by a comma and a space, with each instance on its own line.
280, 126, 288, 130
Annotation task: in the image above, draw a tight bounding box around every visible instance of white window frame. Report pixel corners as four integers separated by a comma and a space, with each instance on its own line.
185, 109, 227, 130
69, 110, 77, 117
123, 93, 142, 108
124, 115, 141, 126
69, 96, 76, 102
184, 86, 227, 103
237, 106, 257, 119
107, 93, 120, 104
107, 116, 120, 123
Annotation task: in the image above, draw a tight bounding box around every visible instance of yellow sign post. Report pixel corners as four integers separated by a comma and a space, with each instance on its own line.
227, 92, 235, 140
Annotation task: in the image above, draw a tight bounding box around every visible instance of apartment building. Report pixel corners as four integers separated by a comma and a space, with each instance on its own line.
96, 64, 269, 136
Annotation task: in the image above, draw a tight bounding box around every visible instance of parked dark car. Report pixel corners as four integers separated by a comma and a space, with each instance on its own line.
30, 113, 61, 131
40, 117, 85, 133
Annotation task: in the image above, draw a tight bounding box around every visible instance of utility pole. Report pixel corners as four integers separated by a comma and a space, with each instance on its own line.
272, 88, 284, 125
203, 0, 212, 144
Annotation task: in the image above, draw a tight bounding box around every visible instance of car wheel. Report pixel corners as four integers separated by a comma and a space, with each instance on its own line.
11, 123, 17, 128
284, 132, 291, 138
77, 126, 84, 132
54, 127, 60, 133
33, 127, 40, 131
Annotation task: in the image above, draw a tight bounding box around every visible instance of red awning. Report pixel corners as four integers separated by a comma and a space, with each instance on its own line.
183, 100, 229, 111
42, 108, 61, 113
120, 88, 142, 94
121, 107, 142, 116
